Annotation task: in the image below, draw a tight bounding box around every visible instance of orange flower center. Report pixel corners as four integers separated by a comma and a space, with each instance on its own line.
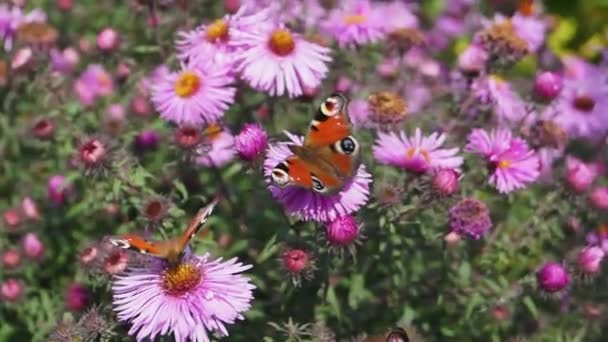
267, 29, 295, 56
174, 71, 202, 98
497, 159, 511, 169
203, 123, 223, 142
161, 262, 202, 296
205, 19, 229, 43
97, 74, 111, 87
344, 14, 367, 25
573, 95, 595, 113
406, 147, 431, 162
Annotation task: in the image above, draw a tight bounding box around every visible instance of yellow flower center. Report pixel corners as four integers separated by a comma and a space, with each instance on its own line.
344, 14, 367, 25
267, 29, 295, 56
174, 71, 202, 98
497, 159, 511, 169
203, 123, 223, 142
406, 147, 431, 162
161, 262, 202, 296
205, 19, 229, 43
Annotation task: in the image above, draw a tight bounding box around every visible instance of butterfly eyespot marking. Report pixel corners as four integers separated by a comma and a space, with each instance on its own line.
109, 238, 131, 249
271, 163, 291, 186
311, 175, 328, 193
320, 96, 342, 117
334, 135, 359, 155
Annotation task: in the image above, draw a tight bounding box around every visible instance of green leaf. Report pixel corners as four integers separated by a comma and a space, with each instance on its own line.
458, 262, 471, 285
256, 234, 278, 264
347, 274, 372, 309
326, 286, 343, 321
523, 296, 539, 320
174, 180, 188, 201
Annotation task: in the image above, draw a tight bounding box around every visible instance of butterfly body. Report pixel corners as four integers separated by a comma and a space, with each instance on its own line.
271, 93, 360, 195
109, 198, 218, 265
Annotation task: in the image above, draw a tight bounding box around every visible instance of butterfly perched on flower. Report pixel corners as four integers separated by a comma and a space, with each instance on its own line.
109, 198, 219, 264
271, 93, 361, 195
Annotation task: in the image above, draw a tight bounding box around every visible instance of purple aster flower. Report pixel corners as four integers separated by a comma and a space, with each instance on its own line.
74, 64, 114, 107
448, 198, 492, 240
586, 225, 608, 252
321, 0, 386, 48
577, 246, 604, 275
565, 156, 599, 192
264, 132, 372, 222
0, 5, 46, 51
151, 58, 236, 126
543, 73, 608, 139
457, 44, 488, 75
466, 128, 540, 193
233, 24, 331, 98
373, 128, 463, 173
234, 123, 268, 161
471, 75, 527, 124
195, 124, 236, 168
590, 186, 608, 211
112, 253, 255, 342
536, 262, 569, 293
379, 1, 418, 31
347, 99, 370, 128
510, 13, 546, 52
176, 6, 271, 64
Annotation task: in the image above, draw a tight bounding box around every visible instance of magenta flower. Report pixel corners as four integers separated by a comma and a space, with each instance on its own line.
47, 175, 74, 205
96, 27, 120, 52
466, 128, 540, 193
22, 233, 44, 259
152, 58, 235, 126
472, 75, 527, 124
0, 278, 24, 302
264, 133, 372, 222
326, 215, 360, 247
112, 253, 255, 342
577, 246, 604, 274
74, 64, 114, 107
233, 24, 331, 97
195, 125, 236, 168
234, 123, 268, 161
432, 169, 459, 196
448, 198, 492, 240
66, 283, 90, 311
176, 6, 271, 64
565, 156, 598, 192
280, 245, 317, 287
50, 47, 79, 74
321, 0, 386, 48
590, 187, 608, 211
534, 71, 563, 100
373, 128, 463, 173
536, 262, 569, 293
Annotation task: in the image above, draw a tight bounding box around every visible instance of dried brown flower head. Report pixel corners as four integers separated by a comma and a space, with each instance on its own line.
17, 22, 59, 45
477, 20, 528, 65
368, 91, 408, 124
524, 120, 567, 149
387, 28, 426, 52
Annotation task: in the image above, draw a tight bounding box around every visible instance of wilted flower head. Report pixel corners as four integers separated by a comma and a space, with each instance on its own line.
264, 133, 372, 222
448, 198, 492, 239
141, 196, 170, 223
524, 119, 567, 150
466, 128, 540, 193
387, 27, 425, 53
235, 123, 268, 161
74, 136, 111, 175
31, 117, 55, 140
474, 16, 529, 65
103, 249, 129, 275
152, 58, 235, 126
79, 244, 99, 266
174, 125, 203, 150
536, 261, 569, 293
367, 91, 408, 124
373, 128, 463, 174
79, 306, 113, 340
48, 320, 83, 342
234, 24, 331, 98
112, 253, 255, 341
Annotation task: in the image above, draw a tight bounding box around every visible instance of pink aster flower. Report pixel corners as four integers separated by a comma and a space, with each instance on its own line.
234, 123, 268, 161
466, 128, 540, 193
321, 0, 386, 48
373, 128, 463, 173
264, 132, 372, 222
151, 58, 236, 126
543, 73, 608, 139
112, 253, 255, 342
472, 75, 527, 124
233, 24, 331, 97
195, 124, 236, 167
175, 6, 271, 64
74, 64, 114, 107
0, 5, 46, 51
510, 13, 546, 52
